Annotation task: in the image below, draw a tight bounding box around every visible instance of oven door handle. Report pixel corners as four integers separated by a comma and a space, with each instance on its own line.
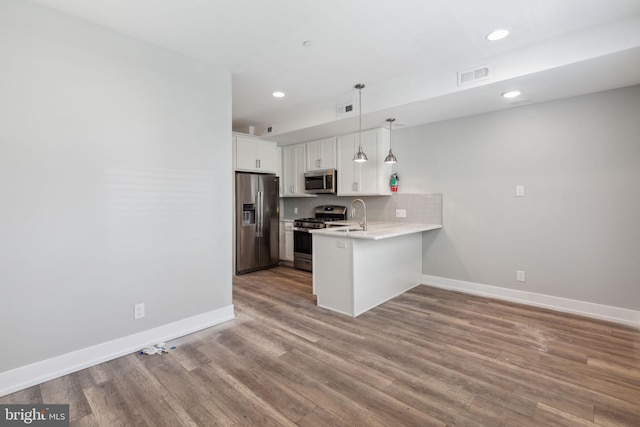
293, 227, 311, 233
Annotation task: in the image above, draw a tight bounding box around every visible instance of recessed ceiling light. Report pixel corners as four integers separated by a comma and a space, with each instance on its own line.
502, 90, 522, 99
486, 29, 510, 41
272, 91, 285, 98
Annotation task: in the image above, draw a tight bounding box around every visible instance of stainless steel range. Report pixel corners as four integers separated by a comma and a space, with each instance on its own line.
293, 205, 347, 272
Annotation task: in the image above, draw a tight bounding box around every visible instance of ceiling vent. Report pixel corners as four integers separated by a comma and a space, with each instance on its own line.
336, 101, 357, 118
457, 66, 490, 86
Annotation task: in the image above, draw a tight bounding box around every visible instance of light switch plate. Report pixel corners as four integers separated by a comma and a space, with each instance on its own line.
516, 186, 525, 197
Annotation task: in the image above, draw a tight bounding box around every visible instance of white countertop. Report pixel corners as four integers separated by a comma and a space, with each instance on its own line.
310, 221, 442, 240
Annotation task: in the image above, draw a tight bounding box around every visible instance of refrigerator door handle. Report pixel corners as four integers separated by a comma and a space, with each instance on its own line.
260, 191, 264, 237
254, 191, 260, 237
256, 191, 263, 237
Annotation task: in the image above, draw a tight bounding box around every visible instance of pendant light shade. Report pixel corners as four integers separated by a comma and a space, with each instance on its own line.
353, 148, 368, 162
384, 118, 397, 164
353, 83, 368, 163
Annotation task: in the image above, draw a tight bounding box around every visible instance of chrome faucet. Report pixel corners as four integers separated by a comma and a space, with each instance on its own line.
350, 199, 367, 231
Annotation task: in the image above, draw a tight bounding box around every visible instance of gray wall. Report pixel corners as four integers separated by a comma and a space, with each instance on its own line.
392, 86, 640, 311
0, 0, 232, 372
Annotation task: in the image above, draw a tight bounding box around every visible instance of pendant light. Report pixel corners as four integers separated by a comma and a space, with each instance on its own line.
384, 118, 398, 164
352, 83, 368, 163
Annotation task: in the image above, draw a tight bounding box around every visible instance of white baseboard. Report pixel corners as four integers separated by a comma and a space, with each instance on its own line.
0, 305, 235, 398
422, 275, 640, 327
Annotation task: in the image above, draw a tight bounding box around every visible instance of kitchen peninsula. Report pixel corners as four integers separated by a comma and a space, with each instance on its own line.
310, 222, 441, 316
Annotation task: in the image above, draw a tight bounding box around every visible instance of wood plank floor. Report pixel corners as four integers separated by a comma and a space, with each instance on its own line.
2, 266, 639, 426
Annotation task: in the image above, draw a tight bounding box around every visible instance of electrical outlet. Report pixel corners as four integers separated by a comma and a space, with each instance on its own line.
134, 303, 145, 320
294, 207, 298, 214
396, 209, 407, 218
516, 270, 526, 282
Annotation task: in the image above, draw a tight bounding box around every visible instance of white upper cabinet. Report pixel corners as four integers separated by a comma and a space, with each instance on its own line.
337, 128, 392, 196
276, 145, 283, 196
234, 135, 277, 173
306, 137, 337, 171
282, 144, 315, 197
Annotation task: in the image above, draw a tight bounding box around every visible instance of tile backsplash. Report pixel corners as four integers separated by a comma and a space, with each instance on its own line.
282, 193, 442, 225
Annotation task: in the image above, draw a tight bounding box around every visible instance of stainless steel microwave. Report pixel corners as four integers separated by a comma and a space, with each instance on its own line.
304, 169, 337, 194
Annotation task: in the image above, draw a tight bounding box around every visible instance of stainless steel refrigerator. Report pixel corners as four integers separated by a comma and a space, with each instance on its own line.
236, 172, 280, 274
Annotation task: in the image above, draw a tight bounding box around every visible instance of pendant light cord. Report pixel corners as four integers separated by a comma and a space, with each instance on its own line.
358, 85, 363, 151
385, 117, 398, 164
352, 83, 368, 162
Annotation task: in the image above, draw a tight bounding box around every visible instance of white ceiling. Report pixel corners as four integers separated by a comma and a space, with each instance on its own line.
28, 0, 640, 144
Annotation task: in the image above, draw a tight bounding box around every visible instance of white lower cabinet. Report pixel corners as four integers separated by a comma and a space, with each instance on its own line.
337, 128, 392, 196
313, 232, 422, 316
279, 220, 294, 261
